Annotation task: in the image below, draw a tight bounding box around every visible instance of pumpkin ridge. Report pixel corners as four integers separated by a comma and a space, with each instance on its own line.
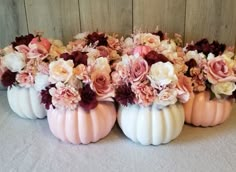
169, 104, 177, 140
12, 87, 25, 118
73, 108, 79, 144
90, 105, 101, 142
28, 87, 37, 119
161, 108, 166, 144
19, 87, 29, 118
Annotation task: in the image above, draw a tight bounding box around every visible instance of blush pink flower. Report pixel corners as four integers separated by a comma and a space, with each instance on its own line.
176, 74, 192, 103
133, 45, 151, 56
111, 71, 122, 85
49, 82, 80, 110
96, 46, 111, 57
130, 57, 149, 83
115, 61, 130, 82
206, 56, 236, 84
73, 64, 90, 83
27, 44, 48, 59
16, 71, 34, 88
90, 71, 114, 99
154, 88, 178, 109
38, 61, 49, 75
132, 81, 157, 106
15, 45, 30, 54
107, 35, 120, 50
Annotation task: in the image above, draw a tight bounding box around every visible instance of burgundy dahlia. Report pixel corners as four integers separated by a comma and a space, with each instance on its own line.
144, 50, 169, 66
60, 51, 88, 66
1, 70, 17, 87
87, 32, 108, 46
79, 84, 98, 111
41, 84, 55, 110
115, 84, 135, 106
11, 34, 34, 49
185, 59, 197, 77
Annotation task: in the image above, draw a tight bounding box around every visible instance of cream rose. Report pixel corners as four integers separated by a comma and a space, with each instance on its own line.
49, 59, 74, 83
154, 88, 178, 109
148, 61, 177, 88
134, 33, 160, 49
93, 57, 111, 73
3, 52, 26, 72
211, 82, 236, 99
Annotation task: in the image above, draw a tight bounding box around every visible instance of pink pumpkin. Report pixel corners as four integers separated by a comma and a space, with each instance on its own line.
30, 37, 51, 51
183, 91, 233, 127
47, 102, 116, 144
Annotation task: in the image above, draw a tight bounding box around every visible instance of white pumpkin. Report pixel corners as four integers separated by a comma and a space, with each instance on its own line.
7, 85, 46, 119
118, 103, 184, 145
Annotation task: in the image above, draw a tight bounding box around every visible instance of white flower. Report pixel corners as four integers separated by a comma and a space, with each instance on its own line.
207, 53, 215, 60
154, 88, 178, 109
34, 73, 49, 91
159, 39, 176, 54
3, 52, 26, 72
123, 37, 134, 47
148, 61, 177, 88
74, 32, 89, 40
211, 82, 236, 99
49, 59, 74, 83
93, 57, 111, 73
185, 50, 205, 63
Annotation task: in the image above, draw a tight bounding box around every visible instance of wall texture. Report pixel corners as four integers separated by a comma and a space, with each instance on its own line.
0, 0, 236, 48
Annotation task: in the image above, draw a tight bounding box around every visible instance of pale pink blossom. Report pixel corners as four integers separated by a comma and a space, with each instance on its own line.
38, 61, 49, 75
134, 33, 160, 49
133, 45, 151, 56
67, 39, 87, 52
111, 71, 122, 85
176, 74, 192, 103
130, 57, 149, 83
49, 82, 80, 110
132, 81, 157, 106
27, 44, 48, 59
74, 64, 90, 83
154, 88, 178, 109
16, 71, 34, 88
96, 46, 111, 57
15, 45, 30, 54
29, 37, 51, 51
206, 56, 236, 84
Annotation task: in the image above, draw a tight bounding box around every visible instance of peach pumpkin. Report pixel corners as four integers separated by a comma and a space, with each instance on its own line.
47, 102, 116, 144
183, 91, 233, 127
118, 103, 184, 145
7, 85, 46, 119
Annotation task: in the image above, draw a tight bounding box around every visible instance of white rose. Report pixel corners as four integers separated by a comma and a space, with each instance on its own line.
3, 52, 26, 72
74, 32, 89, 40
159, 40, 176, 54
34, 73, 49, 91
49, 59, 74, 83
207, 53, 215, 60
93, 57, 111, 73
154, 88, 178, 109
185, 50, 205, 63
148, 61, 177, 88
211, 82, 236, 99
124, 37, 134, 47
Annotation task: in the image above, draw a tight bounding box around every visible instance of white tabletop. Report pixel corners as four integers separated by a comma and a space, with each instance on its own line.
0, 90, 235, 172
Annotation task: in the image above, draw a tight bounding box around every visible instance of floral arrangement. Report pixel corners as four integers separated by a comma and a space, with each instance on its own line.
184, 38, 236, 99
112, 30, 192, 108
0, 33, 66, 91
40, 32, 120, 111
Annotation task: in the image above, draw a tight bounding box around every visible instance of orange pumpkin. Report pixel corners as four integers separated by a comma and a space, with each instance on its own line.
47, 102, 116, 144
183, 91, 233, 127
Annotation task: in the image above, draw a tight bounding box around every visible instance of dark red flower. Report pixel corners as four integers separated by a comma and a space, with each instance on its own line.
79, 84, 98, 111
41, 84, 55, 110
1, 70, 17, 87
185, 59, 197, 77
115, 84, 135, 106
186, 38, 226, 56
60, 51, 88, 66
152, 30, 164, 41
144, 50, 170, 66
11, 34, 34, 49
87, 32, 108, 46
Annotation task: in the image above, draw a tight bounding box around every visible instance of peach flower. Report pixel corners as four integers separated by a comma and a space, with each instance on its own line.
49, 82, 80, 110
16, 71, 34, 88
176, 74, 192, 103
134, 33, 160, 49
154, 88, 178, 109
73, 64, 90, 84
133, 45, 151, 56
49, 59, 74, 83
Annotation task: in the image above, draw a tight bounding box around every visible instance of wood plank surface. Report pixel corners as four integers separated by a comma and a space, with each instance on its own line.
133, 0, 186, 36
0, 0, 28, 47
79, 0, 132, 36
185, 0, 236, 46
25, 0, 80, 44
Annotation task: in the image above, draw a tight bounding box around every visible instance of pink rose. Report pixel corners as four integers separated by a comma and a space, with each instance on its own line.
206, 56, 236, 84
154, 88, 177, 109
132, 81, 157, 106
49, 82, 80, 110
133, 45, 151, 56
90, 71, 114, 99
130, 57, 149, 83
29, 37, 51, 51
176, 74, 192, 103
96, 46, 111, 57
15, 45, 30, 54
27, 44, 48, 59
16, 71, 34, 88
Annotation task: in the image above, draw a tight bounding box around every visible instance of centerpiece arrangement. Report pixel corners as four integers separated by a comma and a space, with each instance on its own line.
41, 32, 121, 144
0, 33, 65, 119
112, 30, 192, 145
183, 39, 236, 127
